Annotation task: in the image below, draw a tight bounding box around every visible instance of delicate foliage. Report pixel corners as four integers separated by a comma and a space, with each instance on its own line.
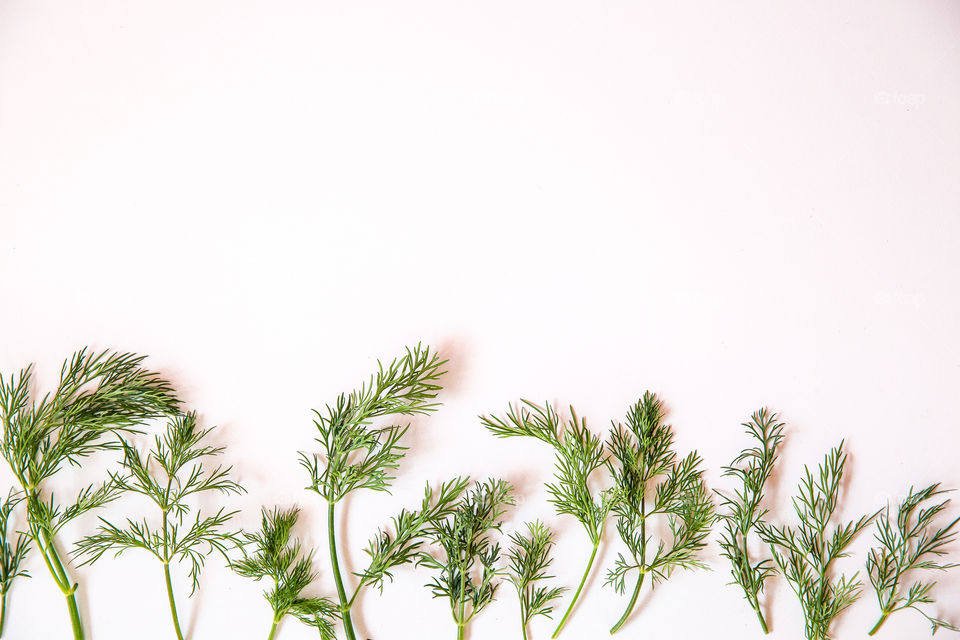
301, 344, 446, 503
0, 348, 179, 640
0, 490, 30, 634
232, 507, 339, 639
75, 412, 245, 594
715, 409, 784, 632
866, 484, 959, 635
757, 442, 878, 640
482, 400, 615, 637
505, 521, 565, 638
481, 401, 614, 545
605, 392, 714, 633
357, 477, 469, 594
299, 344, 453, 640
420, 479, 514, 631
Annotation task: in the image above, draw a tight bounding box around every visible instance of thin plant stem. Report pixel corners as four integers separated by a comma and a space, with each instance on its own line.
161, 507, 186, 640
41, 531, 84, 640
552, 540, 599, 638
868, 613, 888, 636
740, 523, 768, 634
755, 606, 770, 634
609, 571, 645, 634
164, 563, 185, 640
64, 592, 83, 640
327, 501, 357, 640
267, 617, 279, 640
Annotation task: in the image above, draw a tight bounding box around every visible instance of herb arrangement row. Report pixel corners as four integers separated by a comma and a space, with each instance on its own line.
0, 346, 956, 640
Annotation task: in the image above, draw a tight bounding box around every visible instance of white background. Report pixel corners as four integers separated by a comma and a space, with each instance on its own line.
1, 2, 959, 639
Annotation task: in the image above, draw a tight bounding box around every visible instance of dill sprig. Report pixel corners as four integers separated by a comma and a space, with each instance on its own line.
419, 478, 514, 640
605, 392, 714, 633
480, 400, 616, 638
231, 506, 339, 640
74, 411, 245, 640
0, 490, 30, 637
757, 442, 879, 640
0, 348, 179, 640
715, 408, 785, 634
505, 521, 565, 640
300, 344, 456, 640
865, 483, 959, 636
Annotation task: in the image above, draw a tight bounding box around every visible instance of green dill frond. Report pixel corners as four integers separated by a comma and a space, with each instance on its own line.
715, 408, 785, 633
866, 483, 959, 635
0, 489, 30, 635
302, 344, 453, 640
605, 392, 714, 633
481, 400, 615, 637
757, 441, 878, 640
232, 506, 339, 637
75, 412, 245, 593
301, 344, 446, 503
0, 348, 179, 640
357, 476, 469, 594
481, 401, 613, 545
419, 478, 514, 633
505, 520, 565, 639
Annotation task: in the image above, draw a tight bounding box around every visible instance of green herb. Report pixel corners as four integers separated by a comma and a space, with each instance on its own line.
757, 442, 878, 640
0, 490, 30, 637
505, 521, 565, 640
481, 401, 616, 638
232, 506, 339, 640
715, 408, 785, 634
604, 392, 714, 633
865, 483, 959, 635
419, 478, 514, 640
300, 344, 460, 640
356, 477, 469, 594
0, 348, 179, 640
75, 411, 245, 640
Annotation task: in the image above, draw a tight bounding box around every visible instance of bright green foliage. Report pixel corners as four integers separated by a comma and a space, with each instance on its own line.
300, 344, 459, 640
715, 408, 785, 633
865, 484, 959, 635
232, 507, 339, 640
757, 442, 878, 640
420, 479, 514, 640
605, 392, 714, 633
75, 412, 245, 640
481, 400, 616, 638
300, 344, 446, 503
0, 348, 179, 640
356, 477, 469, 594
505, 521, 565, 640
0, 490, 30, 636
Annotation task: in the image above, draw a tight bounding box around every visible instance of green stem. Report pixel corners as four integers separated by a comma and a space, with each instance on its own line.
754, 603, 769, 634
520, 608, 528, 640
609, 571, 645, 634
457, 623, 464, 640
161, 508, 185, 640
868, 612, 889, 636
64, 593, 83, 640
327, 501, 357, 640
163, 563, 185, 640
552, 541, 600, 638
0, 590, 6, 638
41, 532, 84, 640
267, 617, 279, 640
